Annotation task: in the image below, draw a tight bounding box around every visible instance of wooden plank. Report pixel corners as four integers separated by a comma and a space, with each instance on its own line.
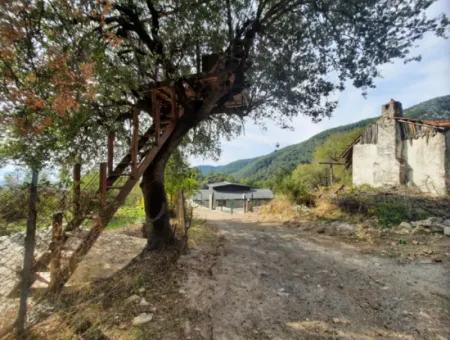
107, 125, 154, 185
107, 132, 115, 177
73, 163, 81, 219
54, 123, 178, 291
16, 105, 185, 295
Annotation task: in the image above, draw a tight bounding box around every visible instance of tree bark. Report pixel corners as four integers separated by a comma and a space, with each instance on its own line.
16, 169, 39, 338
140, 116, 196, 249
140, 70, 240, 249
141, 156, 173, 249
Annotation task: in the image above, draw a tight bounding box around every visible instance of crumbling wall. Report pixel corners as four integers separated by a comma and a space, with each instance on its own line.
353, 118, 402, 188
374, 117, 402, 186
404, 131, 448, 196
446, 131, 450, 195
352, 144, 377, 186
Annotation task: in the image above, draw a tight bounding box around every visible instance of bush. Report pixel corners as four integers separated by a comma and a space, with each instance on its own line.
279, 173, 316, 207
336, 189, 431, 228
370, 203, 410, 228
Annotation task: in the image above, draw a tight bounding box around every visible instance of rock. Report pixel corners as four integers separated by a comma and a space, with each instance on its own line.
139, 297, 150, 306
411, 226, 431, 235
138, 287, 146, 293
429, 224, 444, 234
396, 228, 410, 235
444, 227, 450, 236
125, 294, 140, 304
132, 313, 153, 326
443, 219, 450, 227
412, 217, 443, 228
335, 222, 355, 236
398, 222, 413, 229
332, 317, 350, 325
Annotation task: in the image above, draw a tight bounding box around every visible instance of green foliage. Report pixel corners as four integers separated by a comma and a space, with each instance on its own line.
336, 189, 432, 228
279, 176, 315, 206
199, 95, 450, 184
0, 176, 67, 236
277, 127, 364, 204
165, 150, 199, 208
201, 172, 237, 185
370, 203, 410, 228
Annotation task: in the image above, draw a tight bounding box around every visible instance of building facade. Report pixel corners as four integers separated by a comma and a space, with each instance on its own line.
193, 182, 274, 211
344, 100, 450, 196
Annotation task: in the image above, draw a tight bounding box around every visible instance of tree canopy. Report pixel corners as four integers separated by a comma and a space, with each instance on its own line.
1, 0, 447, 170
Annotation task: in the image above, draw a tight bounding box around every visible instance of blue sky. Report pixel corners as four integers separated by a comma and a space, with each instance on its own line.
190, 0, 450, 166
1, 1, 449, 180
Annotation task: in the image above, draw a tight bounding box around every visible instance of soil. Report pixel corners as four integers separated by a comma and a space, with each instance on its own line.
180, 207, 450, 340
3, 206, 450, 339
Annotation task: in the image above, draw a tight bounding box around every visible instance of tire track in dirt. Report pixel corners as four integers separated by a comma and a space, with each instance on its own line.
181, 207, 450, 339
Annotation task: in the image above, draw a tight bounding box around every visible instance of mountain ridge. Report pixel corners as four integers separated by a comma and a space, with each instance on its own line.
197, 95, 450, 183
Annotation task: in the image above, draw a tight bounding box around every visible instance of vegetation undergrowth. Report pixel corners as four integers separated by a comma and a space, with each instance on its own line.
262, 185, 450, 229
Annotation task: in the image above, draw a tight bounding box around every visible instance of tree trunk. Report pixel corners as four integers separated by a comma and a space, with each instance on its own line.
16, 169, 39, 338
140, 76, 234, 249
141, 157, 173, 249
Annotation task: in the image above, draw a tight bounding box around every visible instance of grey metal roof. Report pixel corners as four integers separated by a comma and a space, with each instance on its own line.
193, 188, 273, 201
207, 181, 232, 188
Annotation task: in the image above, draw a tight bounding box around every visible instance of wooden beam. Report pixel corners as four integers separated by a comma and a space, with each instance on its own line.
53, 123, 179, 291
73, 163, 81, 219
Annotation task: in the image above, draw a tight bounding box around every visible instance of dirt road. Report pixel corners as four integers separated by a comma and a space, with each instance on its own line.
181, 207, 450, 339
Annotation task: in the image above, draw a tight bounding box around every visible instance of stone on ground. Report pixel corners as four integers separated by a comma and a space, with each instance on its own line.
132, 313, 153, 325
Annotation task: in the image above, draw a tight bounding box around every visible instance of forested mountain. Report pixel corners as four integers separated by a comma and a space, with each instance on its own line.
197, 95, 450, 184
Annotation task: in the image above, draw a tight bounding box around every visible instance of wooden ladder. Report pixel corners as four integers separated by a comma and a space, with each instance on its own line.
10, 90, 180, 294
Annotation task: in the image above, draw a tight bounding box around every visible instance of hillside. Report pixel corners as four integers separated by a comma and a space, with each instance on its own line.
198, 95, 450, 183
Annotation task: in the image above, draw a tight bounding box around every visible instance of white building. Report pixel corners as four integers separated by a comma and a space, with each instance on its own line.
343, 100, 450, 196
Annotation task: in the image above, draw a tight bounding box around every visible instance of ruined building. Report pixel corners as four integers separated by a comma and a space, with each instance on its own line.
342, 100, 450, 196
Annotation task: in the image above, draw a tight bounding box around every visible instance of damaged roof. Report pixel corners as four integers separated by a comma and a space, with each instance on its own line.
339, 117, 450, 169
394, 117, 450, 129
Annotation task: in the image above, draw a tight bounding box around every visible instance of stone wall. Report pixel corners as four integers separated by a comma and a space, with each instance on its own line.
373, 117, 402, 186
404, 131, 449, 196
352, 144, 377, 186
352, 121, 449, 196
353, 117, 402, 188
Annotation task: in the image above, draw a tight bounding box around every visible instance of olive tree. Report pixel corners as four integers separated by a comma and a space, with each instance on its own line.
2, 0, 448, 249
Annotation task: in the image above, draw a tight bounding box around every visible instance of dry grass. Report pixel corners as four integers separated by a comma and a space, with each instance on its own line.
257, 195, 299, 222
11, 219, 219, 340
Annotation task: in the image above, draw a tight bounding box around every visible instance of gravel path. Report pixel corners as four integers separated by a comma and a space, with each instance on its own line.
181, 207, 450, 339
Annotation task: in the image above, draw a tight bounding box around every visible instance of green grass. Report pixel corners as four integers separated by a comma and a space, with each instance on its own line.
336, 189, 437, 228
107, 205, 146, 230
